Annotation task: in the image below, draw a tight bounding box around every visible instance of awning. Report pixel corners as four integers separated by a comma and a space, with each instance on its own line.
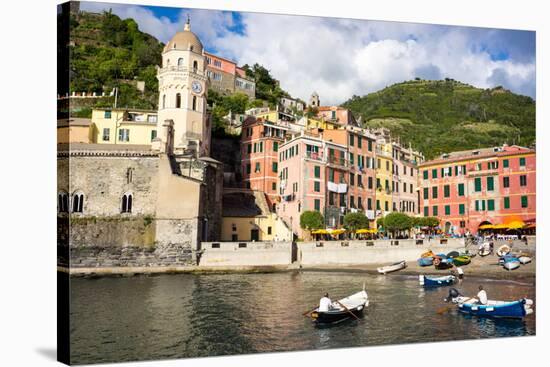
493, 223, 508, 229
311, 229, 328, 234
506, 221, 525, 229
328, 229, 346, 235
524, 223, 536, 229
356, 228, 377, 234
479, 224, 494, 229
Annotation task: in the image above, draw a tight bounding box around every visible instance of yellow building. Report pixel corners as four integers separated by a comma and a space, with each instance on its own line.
90, 108, 158, 145
375, 142, 394, 217
57, 118, 93, 144
221, 189, 292, 241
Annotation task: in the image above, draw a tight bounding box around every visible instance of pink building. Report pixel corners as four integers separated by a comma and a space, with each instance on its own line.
241, 117, 288, 209
419, 145, 536, 234
316, 106, 358, 127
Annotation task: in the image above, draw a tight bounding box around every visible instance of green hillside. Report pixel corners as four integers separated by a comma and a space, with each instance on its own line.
342, 79, 536, 159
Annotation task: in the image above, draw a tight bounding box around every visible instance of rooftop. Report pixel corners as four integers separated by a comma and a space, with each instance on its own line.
420, 145, 535, 167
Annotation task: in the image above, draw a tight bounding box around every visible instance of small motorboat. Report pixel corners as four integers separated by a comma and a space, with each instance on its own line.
451, 296, 534, 319
518, 256, 532, 265
503, 259, 520, 271
377, 260, 406, 274
309, 290, 369, 325
453, 255, 471, 266
417, 257, 434, 267
419, 274, 456, 288
497, 244, 511, 257
434, 256, 453, 270
446, 251, 460, 258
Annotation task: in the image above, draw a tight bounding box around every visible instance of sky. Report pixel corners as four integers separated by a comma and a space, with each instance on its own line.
81, 1, 536, 104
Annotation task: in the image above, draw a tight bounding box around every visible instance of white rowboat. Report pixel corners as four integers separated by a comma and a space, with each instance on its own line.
377, 260, 406, 274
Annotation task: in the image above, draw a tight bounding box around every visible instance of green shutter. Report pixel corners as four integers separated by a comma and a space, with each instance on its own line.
315, 199, 320, 211
273, 142, 278, 152
475, 200, 479, 211
482, 200, 486, 211
475, 177, 482, 192
503, 159, 509, 168
458, 183, 464, 196
487, 199, 495, 211
432, 169, 437, 179
424, 206, 429, 217
432, 186, 438, 199
454, 166, 458, 176
444, 185, 450, 197
445, 205, 450, 215
272, 162, 278, 172
314, 166, 320, 178
520, 157, 526, 166
423, 187, 429, 199
521, 196, 528, 208
487, 176, 494, 191
504, 197, 510, 209
459, 204, 465, 214
433, 206, 438, 216
314, 181, 320, 192
423, 170, 428, 180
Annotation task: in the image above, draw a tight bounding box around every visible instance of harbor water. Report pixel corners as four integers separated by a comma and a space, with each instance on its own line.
70, 271, 535, 364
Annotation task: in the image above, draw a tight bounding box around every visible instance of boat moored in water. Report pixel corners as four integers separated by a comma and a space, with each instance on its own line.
451, 296, 534, 319
419, 274, 456, 288
377, 260, 406, 274
309, 290, 369, 325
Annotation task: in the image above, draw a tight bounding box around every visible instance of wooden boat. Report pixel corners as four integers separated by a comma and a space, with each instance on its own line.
452, 255, 471, 266
446, 251, 460, 258
377, 260, 406, 274
460, 250, 476, 258
518, 256, 532, 265
419, 274, 456, 288
478, 247, 491, 257
417, 257, 434, 267
310, 290, 369, 325
452, 296, 534, 319
421, 250, 435, 258
433, 256, 453, 270
497, 244, 511, 257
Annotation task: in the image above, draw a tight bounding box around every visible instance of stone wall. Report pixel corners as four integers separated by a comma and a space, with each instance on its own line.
199, 241, 292, 267
298, 238, 465, 266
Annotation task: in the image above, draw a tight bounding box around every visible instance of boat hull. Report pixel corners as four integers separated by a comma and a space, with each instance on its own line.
456, 298, 533, 319
419, 275, 456, 288
311, 305, 366, 324
377, 261, 406, 274
417, 257, 433, 267
453, 256, 471, 266
503, 261, 520, 270
518, 256, 532, 264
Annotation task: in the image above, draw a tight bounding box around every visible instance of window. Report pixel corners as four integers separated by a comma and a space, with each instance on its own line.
460, 221, 466, 228
104, 110, 111, 119
193, 60, 198, 71
444, 185, 450, 198
487, 199, 495, 211
423, 187, 429, 199
272, 162, 278, 173
521, 196, 528, 208
273, 142, 279, 152
432, 206, 438, 216
349, 173, 355, 186
386, 161, 390, 171
349, 153, 354, 165
458, 183, 464, 196
519, 157, 526, 167
162, 95, 166, 108
503, 176, 510, 188
121, 193, 132, 213
192, 96, 197, 111
176, 93, 181, 108
102, 128, 110, 141
255, 162, 261, 172
474, 177, 482, 192
314, 166, 320, 178
178, 57, 184, 66
214, 59, 222, 67
231, 234, 238, 241
350, 196, 355, 208
272, 182, 276, 191
445, 205, 450, 215
314, 181, 320, 192
487, 176, 494, 191
504, 197, 510, 209
367, 198, 372, 210
118, 129, 130, 142
58, 192, 69, 213
314, 199, 321, 211
424, 206, 429, 217
247, 144, 252, 154
520, 175, 527, 186
423, 170, 428, 180
403, 182, 407, 193
459, 203, 465, 215
72, 192, 84, 213
432, 186, 438, 199
150, 130, 157, 141
368, 177, 373, 189
385, 201, 389, 211
357, 136, 362, 148
126, 167, 134, 184
432, 169, 437, 179
349, 133, 354, 146
246, 164, 251, 174
268, 226, 272, 235
328, 169, 334, 182
368, 140, 372, 151
503, 159, 509, 168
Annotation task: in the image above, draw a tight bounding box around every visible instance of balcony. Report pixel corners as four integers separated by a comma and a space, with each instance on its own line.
157, 65, 207, 77
327, 155, 348, 168
305, 151, 324, 161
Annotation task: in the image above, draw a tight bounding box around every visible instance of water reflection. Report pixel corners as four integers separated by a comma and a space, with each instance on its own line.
70, 272, 535, 364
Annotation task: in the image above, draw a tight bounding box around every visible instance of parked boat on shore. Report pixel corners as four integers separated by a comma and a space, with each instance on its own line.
434, 256, 453, 270
451, 296, 534, 319
518, 256, 532, 265
377, 260, 406, 274
497, 244, 511, 257
309, 290, 369, 325
503, 258, 520, 271
452, 255, 471, 266
417, 257, 434, 267
419, 274, 455, 288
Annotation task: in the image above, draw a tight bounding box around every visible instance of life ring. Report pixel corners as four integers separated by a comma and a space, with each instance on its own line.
434, 257, 441, 266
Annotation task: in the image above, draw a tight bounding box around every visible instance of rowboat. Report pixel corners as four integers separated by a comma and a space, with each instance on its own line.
503, 259, 520, 271
377, 260, 406, 274
446, 251, 460, 258
419, 274, 456, 288
460, 250, 476, 258
433, 256, 453, 270
451, 296, 534, 319
497, 244, 511, 257
309, 290, 369, 325
421, 250, 435, 258
478, 247, 491, 257
518, 256, 532, 265
417, 257, 434, 267
452, 255, 471, 266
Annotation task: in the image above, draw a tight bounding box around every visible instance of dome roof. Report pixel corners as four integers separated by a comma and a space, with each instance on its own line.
163, 20, 203, 53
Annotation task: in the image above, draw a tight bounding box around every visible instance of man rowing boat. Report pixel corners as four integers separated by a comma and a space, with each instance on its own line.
319, 293, 334, 312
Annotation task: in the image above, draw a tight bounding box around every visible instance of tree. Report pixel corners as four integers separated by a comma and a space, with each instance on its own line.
383, 212, 413, 238
300, 211, 324, 232
376, 217, 385, 228
343, 212, 369, 235
424, 216, 440, 228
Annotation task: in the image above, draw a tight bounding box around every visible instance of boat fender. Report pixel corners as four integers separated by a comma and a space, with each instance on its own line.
524, 299, 533, 305
419, 275, 424, 285
525, 308, 533, 315
486, 307, 494, 312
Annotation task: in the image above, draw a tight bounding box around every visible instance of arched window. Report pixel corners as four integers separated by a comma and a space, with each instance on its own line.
58, 191, 68, 213
192, 95, 197, 111
72, 192, 84, 213
162, 94, 166, 109
177, 57, 184, 66
166, 59, 170, 67
121, 193, 133, 213
176, 93, 181, 108
193, 60, 198, 72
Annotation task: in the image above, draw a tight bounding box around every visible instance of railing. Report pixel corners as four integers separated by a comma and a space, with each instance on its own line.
327, 155, 347, 167
157, 66, 206, 76
305, 151, 324, 161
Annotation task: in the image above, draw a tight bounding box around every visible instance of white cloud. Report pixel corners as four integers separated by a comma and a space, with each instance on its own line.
79, 2, 536, 102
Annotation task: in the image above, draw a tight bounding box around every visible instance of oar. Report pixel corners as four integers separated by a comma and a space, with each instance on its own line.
335, 300, 360, 321
303, 306, 318, 317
